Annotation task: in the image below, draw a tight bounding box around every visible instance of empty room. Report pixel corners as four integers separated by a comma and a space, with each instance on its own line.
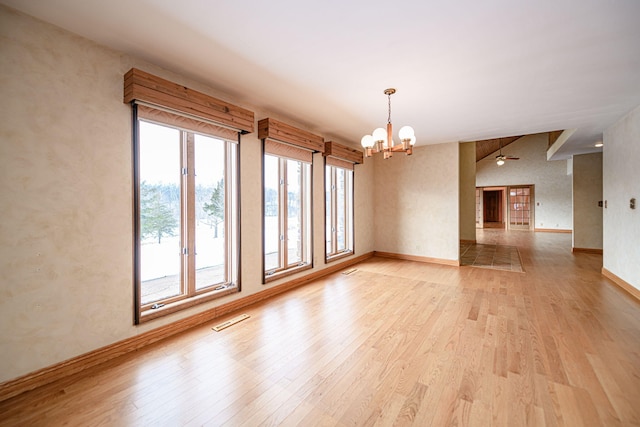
1, 1, 639, 425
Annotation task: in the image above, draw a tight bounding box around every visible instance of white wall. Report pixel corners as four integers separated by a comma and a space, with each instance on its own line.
476, 133, 572, 230
603, 105, 640, 289
373, 142, 460, 262
0, 6, 375, 383
572, 153, 603, 250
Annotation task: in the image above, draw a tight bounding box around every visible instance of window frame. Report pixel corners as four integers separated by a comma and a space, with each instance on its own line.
262, 152, 313, 282
132, 105, 241, 323
257, 118, 324, 284
325, 163, 354, 261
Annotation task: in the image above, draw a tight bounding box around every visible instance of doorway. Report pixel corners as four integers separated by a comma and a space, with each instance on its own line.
483, 189, 504, 227
476, 185, 535, 230
476, 186, 506, 229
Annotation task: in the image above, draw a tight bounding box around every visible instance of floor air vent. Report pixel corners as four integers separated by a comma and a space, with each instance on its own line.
212, 314, 250, 332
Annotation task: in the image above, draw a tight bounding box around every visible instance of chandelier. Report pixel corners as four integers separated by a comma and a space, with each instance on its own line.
360, 88, 416, 159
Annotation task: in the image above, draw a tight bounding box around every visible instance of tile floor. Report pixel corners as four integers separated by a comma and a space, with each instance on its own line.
460, 241, 524, 272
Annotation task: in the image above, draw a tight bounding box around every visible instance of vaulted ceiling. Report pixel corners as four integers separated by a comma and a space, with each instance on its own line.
474, 136, 523, 163
3, 0, 640, 160
474, 131, 563, 162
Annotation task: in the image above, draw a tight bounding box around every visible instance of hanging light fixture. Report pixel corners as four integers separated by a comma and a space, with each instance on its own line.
361, 88, 415, 159
495, 138, 519, 166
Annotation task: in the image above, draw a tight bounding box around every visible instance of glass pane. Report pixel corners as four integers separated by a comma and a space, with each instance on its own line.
287, 159, 302, 265
325, 167, 332, 255
476, 189, 480, 223
194, 134, 226, 290
521, 191, 530, 224
510, 187, 531, 226
139, 121, 181, 304
336, 168, 346, 252
264, 155, 280, 271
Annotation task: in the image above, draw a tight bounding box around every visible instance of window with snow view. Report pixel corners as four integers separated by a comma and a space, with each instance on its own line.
133, 116, 239, 322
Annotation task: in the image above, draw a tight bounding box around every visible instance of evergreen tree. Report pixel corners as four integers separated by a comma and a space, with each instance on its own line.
264, 188, 278, 216
140, 182, 178, 244
203, 179, 225, 238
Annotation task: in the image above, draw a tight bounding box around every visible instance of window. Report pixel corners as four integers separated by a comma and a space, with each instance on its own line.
326, 164, 354, 259
125, 68, 254, 323
264, 154, 312, 279
258, 118, 324, 282
322, 141, 362, 261
135, 118, 239, 319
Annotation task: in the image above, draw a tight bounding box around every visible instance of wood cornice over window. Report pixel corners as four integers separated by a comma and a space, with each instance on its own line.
323, 141, 363, 170
124, 68, 254, 134
258, 118, 324, 153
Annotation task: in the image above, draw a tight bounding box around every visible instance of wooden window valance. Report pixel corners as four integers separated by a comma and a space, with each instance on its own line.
258, 118, 324, 153
324, 141, 364, 170
124, 68, 255, 134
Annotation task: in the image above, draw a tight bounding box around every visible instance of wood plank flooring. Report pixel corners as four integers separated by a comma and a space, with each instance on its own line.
1, 230, 639, 426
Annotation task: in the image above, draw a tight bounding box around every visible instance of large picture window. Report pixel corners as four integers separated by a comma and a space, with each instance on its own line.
135, 117, 239, 321
326, 164, 354, 260
125, 68, 254, 323
258, 118, 324, 282
264, 153, 312, 280
322, 141, 362, 262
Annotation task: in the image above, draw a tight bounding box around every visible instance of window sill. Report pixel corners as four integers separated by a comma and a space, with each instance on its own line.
326, 250, 354, 264
138, 285, 238, 324
264, 263, 313, 284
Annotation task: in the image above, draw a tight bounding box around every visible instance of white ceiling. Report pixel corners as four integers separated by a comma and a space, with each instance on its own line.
4, 0, 640, 159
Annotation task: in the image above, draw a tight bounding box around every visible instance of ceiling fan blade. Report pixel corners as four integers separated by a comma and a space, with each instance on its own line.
505, 156, 520, 160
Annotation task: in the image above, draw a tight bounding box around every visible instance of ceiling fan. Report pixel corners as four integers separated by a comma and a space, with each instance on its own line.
496, 139, 519, 166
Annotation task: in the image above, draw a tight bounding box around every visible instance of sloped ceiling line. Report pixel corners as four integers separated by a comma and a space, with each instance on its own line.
474, 136, 523, 162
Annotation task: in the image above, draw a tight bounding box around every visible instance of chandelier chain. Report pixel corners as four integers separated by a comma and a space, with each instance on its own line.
387, 92, 392, 124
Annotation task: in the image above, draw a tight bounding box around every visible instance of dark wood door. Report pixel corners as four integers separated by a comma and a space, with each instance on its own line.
483, 190, 502, 222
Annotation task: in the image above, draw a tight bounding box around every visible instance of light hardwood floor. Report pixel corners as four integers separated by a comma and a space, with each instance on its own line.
1, 230, 639, 426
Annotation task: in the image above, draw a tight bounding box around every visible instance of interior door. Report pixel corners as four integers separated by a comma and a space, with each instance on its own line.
483, 190, 503, 223
475, 188, 483, 228
508, 186, 533, 230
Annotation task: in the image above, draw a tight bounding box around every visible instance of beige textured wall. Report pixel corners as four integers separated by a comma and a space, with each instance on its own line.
603, 105, 640, 289
373, 142, 460, 262
476, 133, 572, 230
459, 142, 477, 242
0, 6, 375, 383
354, 155, 376, 254
572, 153, 603, 250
